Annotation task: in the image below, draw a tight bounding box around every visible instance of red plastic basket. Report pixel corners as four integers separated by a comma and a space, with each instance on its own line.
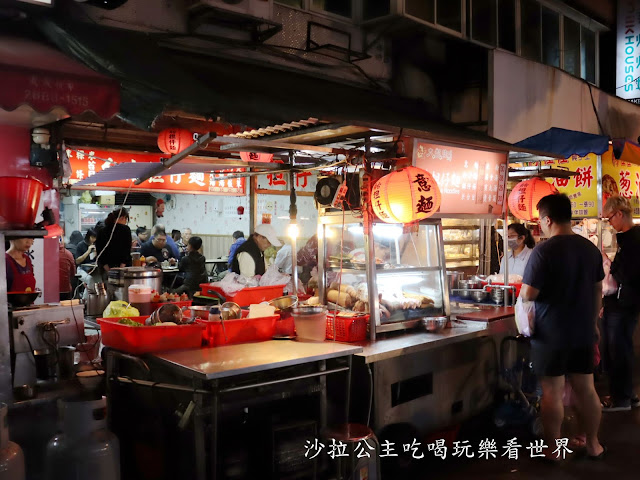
199, 284, 286, 306
97, 316, 205, 354
150, 300, 192, 311
196, 310, 278, 346
326, 312, 369, 342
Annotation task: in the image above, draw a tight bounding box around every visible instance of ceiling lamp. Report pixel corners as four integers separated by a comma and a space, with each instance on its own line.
508, 178, 558, 221
157, 128, 194, 155
372, 166, 441, 224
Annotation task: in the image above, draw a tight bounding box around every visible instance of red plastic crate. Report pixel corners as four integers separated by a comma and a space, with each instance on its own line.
326, 312, 369, 342
199, 284, 286, 306
150, 300, 192, 311
196, 310, 278, 346
97, 316, 205, 354
485, 282, 522, 297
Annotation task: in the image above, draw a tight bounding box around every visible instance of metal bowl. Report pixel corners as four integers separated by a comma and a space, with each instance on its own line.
187, 305, 211, 320
471, 290, 489, 302
268, 295, 298, 311
8, 289, 41, 307
291, 305, 327, 315
422, 316, 448, 333
220, 302, 242, 320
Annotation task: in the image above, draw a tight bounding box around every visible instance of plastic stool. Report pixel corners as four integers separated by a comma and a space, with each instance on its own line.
322, 423, 380, 480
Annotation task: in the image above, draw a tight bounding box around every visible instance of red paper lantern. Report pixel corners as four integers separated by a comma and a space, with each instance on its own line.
157, 128, 194, 155
508, 178, 559, 221
240, 152, 274, 163
372, 166, 442, 224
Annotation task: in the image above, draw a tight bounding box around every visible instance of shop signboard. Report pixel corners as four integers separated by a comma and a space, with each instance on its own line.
537, 153, 599, 218
616, 0, 640, 104
413, 140, 507, 215
255, 171, 317, 196
601, 149, 640, 216
67, 147, 246, 195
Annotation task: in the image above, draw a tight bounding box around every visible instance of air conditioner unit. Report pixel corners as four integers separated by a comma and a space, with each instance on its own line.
187, 0, 273, 21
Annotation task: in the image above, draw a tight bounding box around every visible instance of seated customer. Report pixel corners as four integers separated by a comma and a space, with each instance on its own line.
174, 236, 208, 298
75, 229, 97, 265
151, 224, 180, 259
140, 231, 177, 266
227, 230, 245, 271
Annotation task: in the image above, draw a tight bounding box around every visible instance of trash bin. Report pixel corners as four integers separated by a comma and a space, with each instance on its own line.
322, 423, 380, 480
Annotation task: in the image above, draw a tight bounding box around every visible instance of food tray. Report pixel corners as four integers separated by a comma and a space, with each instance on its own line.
97, 317, 205, 354
326, 311, 369, 342
199, 284, 286, 306
150, 300, 192, 311
196, 310, 278, 346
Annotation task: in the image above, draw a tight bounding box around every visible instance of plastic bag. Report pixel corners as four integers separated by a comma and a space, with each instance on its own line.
515, 296, 535, 337
602, 253, 618, 296
102, 301, 140, 318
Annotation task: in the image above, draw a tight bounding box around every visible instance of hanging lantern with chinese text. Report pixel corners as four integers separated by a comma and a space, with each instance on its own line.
508, 178, 558, 221
157, 128, 194, 155
240, 152, 274, 163
371, 166, 442, 224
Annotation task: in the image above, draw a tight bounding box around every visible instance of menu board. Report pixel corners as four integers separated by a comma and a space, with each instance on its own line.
413, 140, 507, 215
67, 147, 246, 196
255, 171, 317, 194
538, 153, 599, 218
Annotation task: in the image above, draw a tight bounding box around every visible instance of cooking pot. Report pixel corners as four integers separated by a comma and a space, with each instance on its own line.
122, 267, 162, 302
458, 279, 480, 298
86, 289, 110, 317
490, 286, 514, 305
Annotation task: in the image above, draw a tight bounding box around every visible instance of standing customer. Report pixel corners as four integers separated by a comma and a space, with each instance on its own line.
95, 208, 132, 272
227, 230, 246, 271
601, 196, 640, 411
58, 237, 76, 301
521, 194, 605, 460
499, 223, 535, 277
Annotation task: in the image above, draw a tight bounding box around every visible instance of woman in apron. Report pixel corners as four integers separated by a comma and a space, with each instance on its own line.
6, 237, 36, 292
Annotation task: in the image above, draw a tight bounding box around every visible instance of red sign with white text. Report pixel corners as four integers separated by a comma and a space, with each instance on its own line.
67, 147, 246, 195
413, 141, 507, 215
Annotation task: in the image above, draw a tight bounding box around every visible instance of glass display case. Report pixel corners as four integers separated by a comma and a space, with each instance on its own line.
441, 219, 480, 269
79, 204, 112, 233
318, 212, 449, 333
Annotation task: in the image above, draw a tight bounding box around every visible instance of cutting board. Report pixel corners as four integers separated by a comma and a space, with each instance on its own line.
456, 307, 515, 322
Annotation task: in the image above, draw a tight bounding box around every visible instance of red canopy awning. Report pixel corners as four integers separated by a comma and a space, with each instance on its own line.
0, 35, 120, 120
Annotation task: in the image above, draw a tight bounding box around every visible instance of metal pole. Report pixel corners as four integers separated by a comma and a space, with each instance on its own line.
290, 168, 299, 293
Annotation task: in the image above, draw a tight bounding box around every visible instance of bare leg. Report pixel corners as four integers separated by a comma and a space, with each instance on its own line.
568, 373, 604, 457
540, 376, 566, 457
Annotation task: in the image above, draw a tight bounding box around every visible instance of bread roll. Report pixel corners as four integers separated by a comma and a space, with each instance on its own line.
327, 289, 352, 308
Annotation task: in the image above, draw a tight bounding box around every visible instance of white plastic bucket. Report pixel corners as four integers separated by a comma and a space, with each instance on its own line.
292, 305, 327, 341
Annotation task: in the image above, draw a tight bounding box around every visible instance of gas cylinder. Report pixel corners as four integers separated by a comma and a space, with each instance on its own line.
44, 397, 120, 480
0, 403, 25, 480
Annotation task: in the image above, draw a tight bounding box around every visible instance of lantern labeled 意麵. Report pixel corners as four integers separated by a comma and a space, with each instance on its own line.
507, 178, 558, 221
371, 166, 442, 224
157, 128, 194, 155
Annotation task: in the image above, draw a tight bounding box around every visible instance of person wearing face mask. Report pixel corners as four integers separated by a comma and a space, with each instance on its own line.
499, 223, 535, 277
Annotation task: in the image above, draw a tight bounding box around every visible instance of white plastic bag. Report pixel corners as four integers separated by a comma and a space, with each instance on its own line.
515, 296, 535, 337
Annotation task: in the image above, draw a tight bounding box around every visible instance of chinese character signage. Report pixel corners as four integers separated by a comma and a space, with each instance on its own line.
67, 147, 245, 196
413, 141, 507, 215
616, 0, 640, 103
256, 171, 317, 193
536, 153, 598, 218
601, 149, 640, 217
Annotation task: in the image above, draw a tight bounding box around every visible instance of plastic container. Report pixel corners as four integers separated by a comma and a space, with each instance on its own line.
97, 317, 205, 354
0, 176, 44, 229
199, 284, 286, 306
196, 310, 278, 346
291, 305, 328, 341
326, 312, 369, 342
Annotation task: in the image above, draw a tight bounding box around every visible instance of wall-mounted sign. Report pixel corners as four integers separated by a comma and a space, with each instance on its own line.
67, 147, 246, 196
616, 0, 640, 103
413, 140, 507, 215
255, 171, 317, 196
601, 149, 640, 216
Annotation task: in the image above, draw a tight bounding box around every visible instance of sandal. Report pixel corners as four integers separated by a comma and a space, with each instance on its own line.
587, 445, 607, 460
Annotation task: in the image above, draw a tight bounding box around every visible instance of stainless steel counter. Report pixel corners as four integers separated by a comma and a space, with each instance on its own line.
151, 340, 363, 380
353, 320, 490, 364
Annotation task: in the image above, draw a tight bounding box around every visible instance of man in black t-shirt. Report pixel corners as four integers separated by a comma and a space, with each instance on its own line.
140, 232, 177, 266
521, 194, 605, 461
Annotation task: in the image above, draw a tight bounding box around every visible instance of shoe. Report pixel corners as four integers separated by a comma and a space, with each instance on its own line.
587, 445, 607, 461
631, 395, 640, 408
601, 398, 631, 412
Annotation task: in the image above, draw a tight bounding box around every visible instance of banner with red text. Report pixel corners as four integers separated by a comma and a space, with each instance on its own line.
67, 147, 245, 195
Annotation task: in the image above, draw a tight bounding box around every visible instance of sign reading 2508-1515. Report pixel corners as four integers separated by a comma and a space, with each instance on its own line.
617, 0, 640, 104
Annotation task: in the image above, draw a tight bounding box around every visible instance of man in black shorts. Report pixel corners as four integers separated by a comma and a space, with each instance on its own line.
521, 193, 605, 460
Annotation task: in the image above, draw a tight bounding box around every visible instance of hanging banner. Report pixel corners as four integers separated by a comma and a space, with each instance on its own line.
539, 153, 599, 218
616, 0, 640, 104
602, 148, 640, 216
67, 147, 246, 196
413, 140, 507, 215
